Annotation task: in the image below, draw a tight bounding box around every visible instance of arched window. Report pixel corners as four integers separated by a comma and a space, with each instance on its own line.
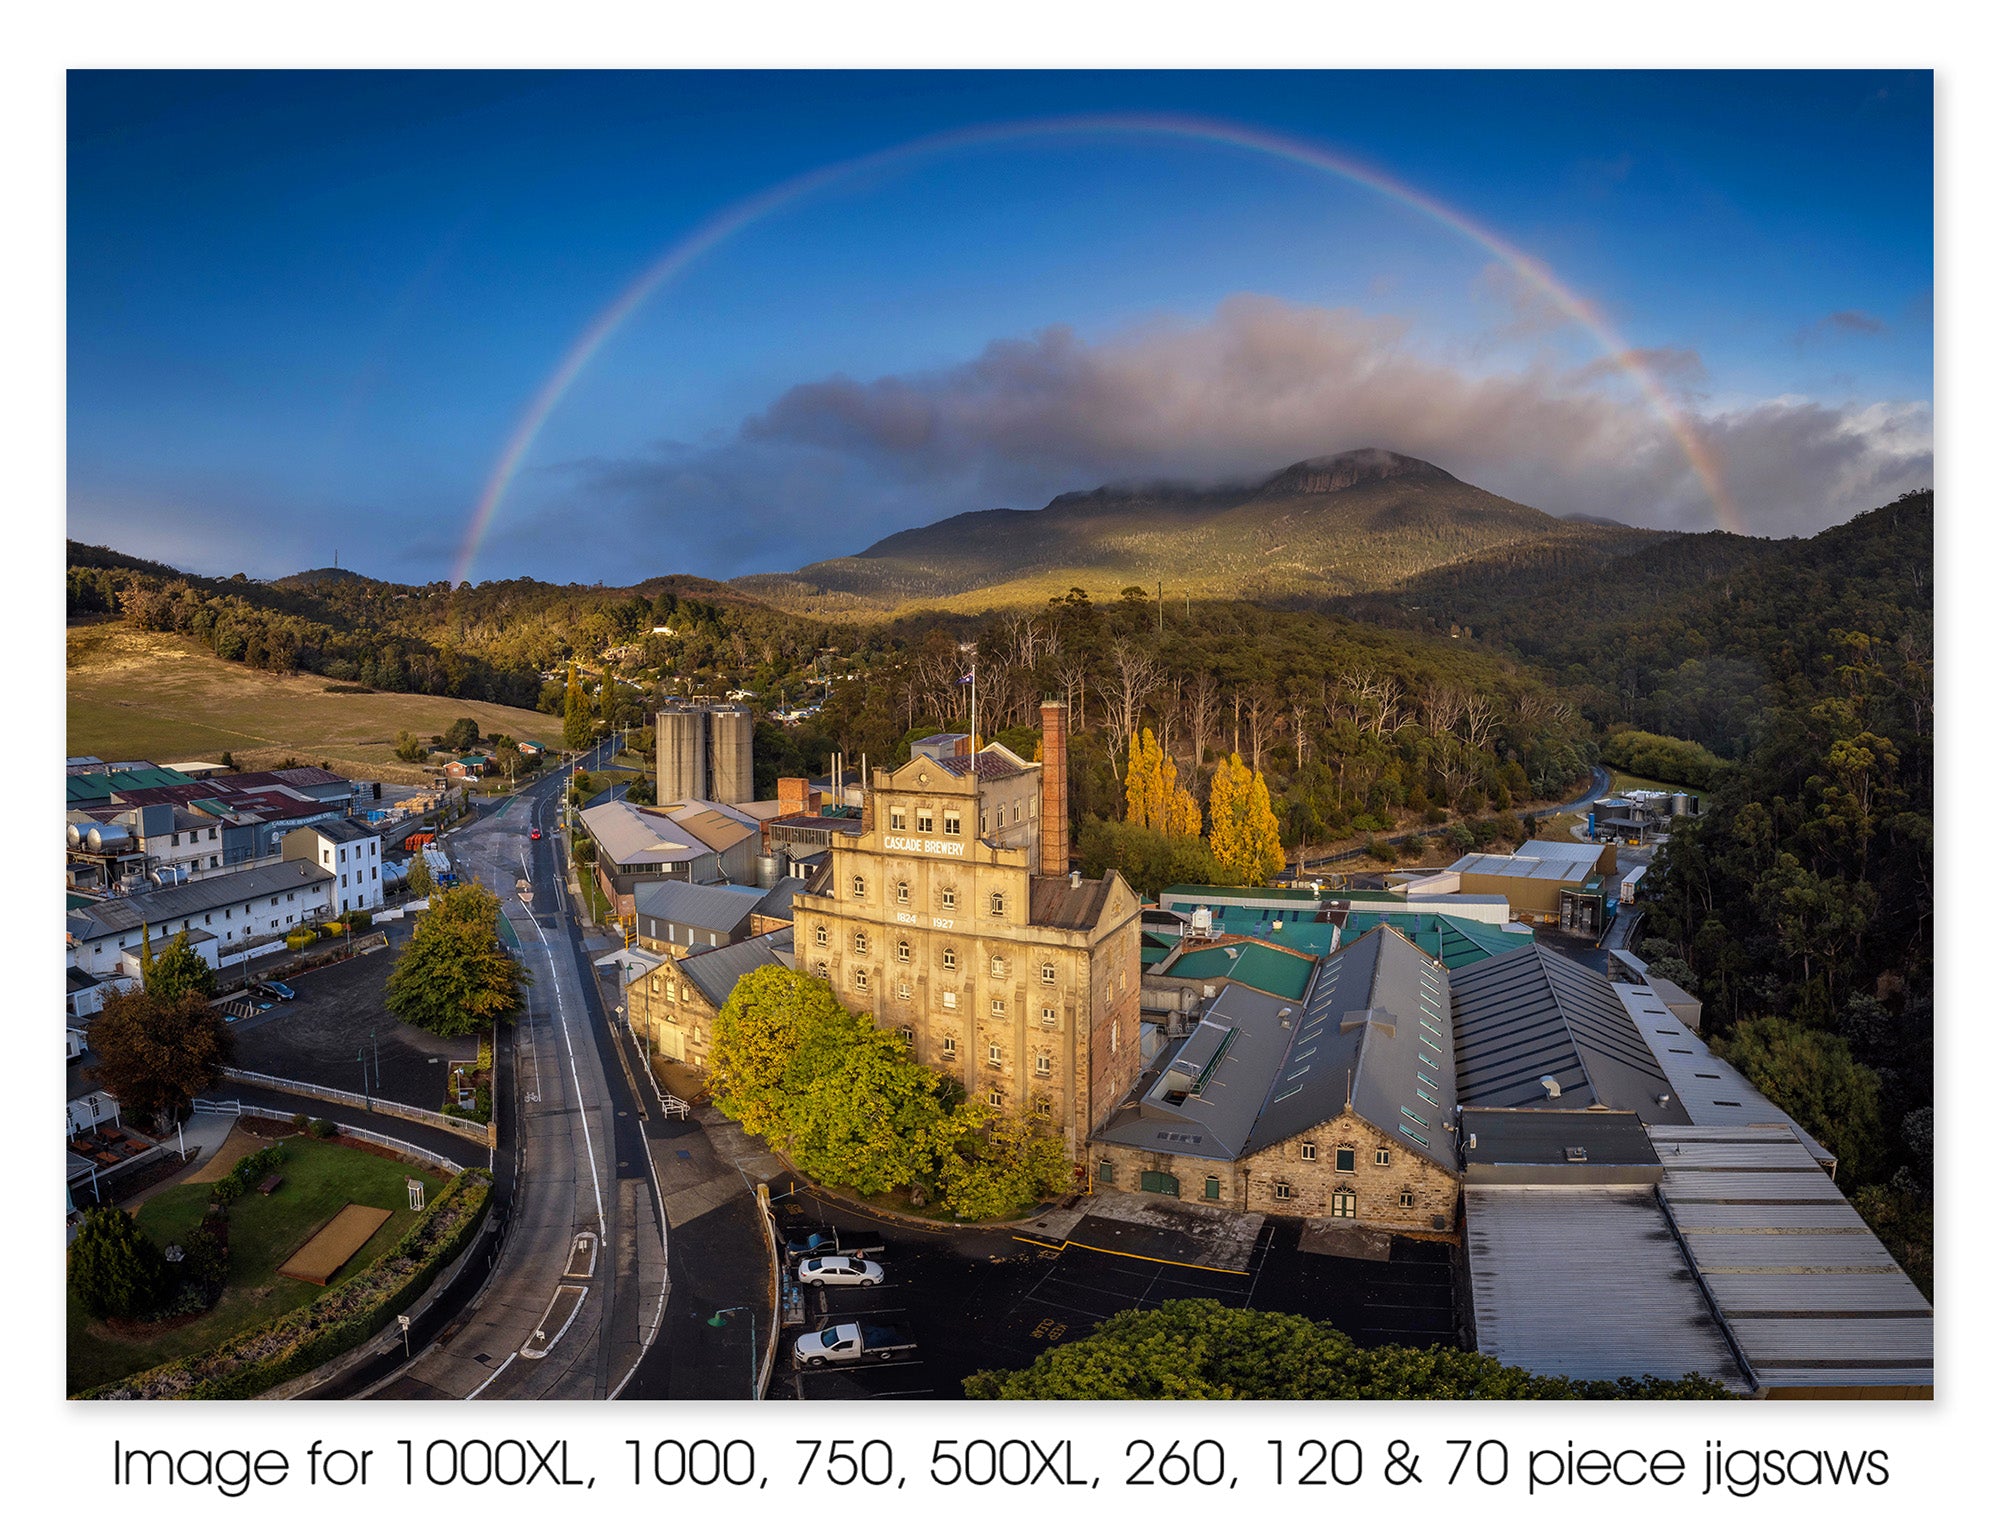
941, 947, 957, 971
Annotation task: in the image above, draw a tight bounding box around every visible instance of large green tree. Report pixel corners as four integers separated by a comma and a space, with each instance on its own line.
963, 1299, 1733, 1400
142, 931, 216, 1002
87, 988, 234, 1128
385, 883, 526, 1038
68, 1206, 168, 1320
1720, 1013, 1884, 1187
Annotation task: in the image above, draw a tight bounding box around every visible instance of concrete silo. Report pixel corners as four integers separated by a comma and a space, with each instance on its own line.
708, 705, 754, 806
656, 706, 708, 805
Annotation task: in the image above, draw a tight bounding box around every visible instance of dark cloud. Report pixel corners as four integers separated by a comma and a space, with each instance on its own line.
1797, 309, 1889, 344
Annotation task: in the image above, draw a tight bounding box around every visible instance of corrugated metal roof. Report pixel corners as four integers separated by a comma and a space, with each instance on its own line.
1452, 944, 1688, 1122
633, 880, 767, 931
1449, 850, 1601, 882
1161, 940, 1317, 1000
66, 859, 334, 940
1464, 1187, 1748, 1387
1611, 983, 1835, 1164
1649, 1123, 1932, 1396
1340, 911, 1534, 970
677, 928, 794, 1010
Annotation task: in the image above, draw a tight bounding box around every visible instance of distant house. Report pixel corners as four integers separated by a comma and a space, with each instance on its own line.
517, 740, 545, 757
66, 860, 335, 976
443, 754, 490, 781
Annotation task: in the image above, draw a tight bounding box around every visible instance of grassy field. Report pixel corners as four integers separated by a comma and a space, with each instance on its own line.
66, 1136, 444, 1394
67, 624, 557, 780
1608, 768, 1702, 798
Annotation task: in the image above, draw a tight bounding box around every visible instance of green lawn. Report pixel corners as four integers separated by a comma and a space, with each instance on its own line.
66, 1137, 444, 1394
1607, 769, 1702, 798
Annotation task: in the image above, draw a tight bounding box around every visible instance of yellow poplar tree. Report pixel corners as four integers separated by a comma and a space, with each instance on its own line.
1207, 752, 1284, 885
1126, 729, 1204, 836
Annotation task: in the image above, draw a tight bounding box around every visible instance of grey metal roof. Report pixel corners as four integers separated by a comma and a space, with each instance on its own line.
581, 800, 718, 867
1093, 925, 1457, 1174
633, 879, 768, 932
66, 860, 334, 941
1464, 1187, 1748, 1388
1247, 924, 1458, 1172
752, 876, 806, 921
287, 817, 378, 845
677, 928, 794, 1010
1452, 944, 1689, 1123
1449, 849, 1602, 882
1460, 1107, 1660, 1184
1649, 1123, 1932, 1396
1611, 982, 1834, 1165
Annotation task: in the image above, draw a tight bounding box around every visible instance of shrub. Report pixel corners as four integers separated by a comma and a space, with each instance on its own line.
284, 928, 318, 951
291, 1113, 310, 1132
309, 1118, 337, 1138
68, 1206, 167, 1320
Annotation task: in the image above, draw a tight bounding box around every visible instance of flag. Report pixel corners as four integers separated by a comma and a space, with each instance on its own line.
958, 673, 974, 684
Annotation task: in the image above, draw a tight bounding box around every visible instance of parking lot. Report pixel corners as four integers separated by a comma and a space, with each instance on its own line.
769, 1180, 1458, 1400
225, 922, 477, 1112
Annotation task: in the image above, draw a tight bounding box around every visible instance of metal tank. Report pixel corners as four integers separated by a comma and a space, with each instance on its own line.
707, 705, 754, 805
86, 822, 132, 853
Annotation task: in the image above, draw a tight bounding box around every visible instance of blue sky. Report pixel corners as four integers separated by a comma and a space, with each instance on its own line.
67, 70, 1933, 583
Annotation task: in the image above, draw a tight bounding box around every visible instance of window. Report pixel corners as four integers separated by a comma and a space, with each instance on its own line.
940, 887, 957, 911
941, 946, 958, 971
896, 1025, 914, 1045
853, 931, 868, 955
941, 1035, 957, 1058
890, 808, 906, 831
1334, 1147, 1356, 1174
851, 874, 866, 898
1398, 1190, 1415, 1210
917, 809, 934, 833
897, 982, 912, 1000
896, 939, 911, 963
943, 811, 961, 836
853, 969, 869, 991
989, 891, 1005, 916
989, 956, 1006, 978
813, 925, 828, 947
1272, 1181, 1294, 1201
942, 991, 958, 1011
1034, 1097, 1051, 1117
1034, 1053, 1051, 1077
1374, 1147, 1392, 1167
987, 1042, 1003, 1065
1203, 1176, 1221, 1200
1041, 962, 1056, 985
1096, 1160, 1115, 1186
1040, 1005, 1057, 1025
990, 998, 1007, 1018
1300, 1143, 1317, 1162
895, 880, 909, 905
814, 961, 829, 979
1330, 1191, 1357, 1219
680, 985, 691, 1002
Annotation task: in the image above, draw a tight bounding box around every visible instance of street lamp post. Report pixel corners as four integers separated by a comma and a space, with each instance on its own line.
706, 1306, 759, 1400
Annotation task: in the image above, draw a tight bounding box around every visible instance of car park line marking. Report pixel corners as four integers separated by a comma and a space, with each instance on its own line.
464, 1351, 516, 1399
1008, 1234, 1251, 1277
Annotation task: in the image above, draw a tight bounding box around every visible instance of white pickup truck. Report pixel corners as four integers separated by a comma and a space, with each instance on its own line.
792, 1321, 917, 1368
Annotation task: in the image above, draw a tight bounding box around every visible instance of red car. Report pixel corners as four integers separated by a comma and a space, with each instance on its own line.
530, 828, 543, 840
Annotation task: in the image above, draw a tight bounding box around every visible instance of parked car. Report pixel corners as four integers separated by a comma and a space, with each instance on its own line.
530, 828, 542, 840
793, 1321, 916, 1368
251, 980, 296, 1001
785, 1231, 843, 1261
797, 1255, 884, 1289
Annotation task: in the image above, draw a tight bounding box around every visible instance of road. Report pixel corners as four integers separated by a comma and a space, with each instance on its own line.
1304, 765, 1612, 872
366, 740, 670, 1400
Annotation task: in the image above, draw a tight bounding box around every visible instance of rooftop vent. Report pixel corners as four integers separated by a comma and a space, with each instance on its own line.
1278, 1007, 1294, 1029
1539, 1074, 1562, 1099
1069, 870, 1081, 889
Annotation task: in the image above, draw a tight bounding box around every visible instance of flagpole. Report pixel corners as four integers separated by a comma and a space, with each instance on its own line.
970, 659, 977, 752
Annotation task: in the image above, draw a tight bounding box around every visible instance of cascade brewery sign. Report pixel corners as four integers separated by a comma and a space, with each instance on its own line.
881, 834, 964, 857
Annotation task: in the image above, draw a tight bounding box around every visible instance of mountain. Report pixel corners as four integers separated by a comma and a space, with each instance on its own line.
732, 449, 1666, 613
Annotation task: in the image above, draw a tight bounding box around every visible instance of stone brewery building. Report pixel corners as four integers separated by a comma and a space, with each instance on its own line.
787, 702, 1144, 1157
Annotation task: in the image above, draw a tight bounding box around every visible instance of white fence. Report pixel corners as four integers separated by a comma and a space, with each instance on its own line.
198, 1101, 465, 1175
219, 1068, 489, 1145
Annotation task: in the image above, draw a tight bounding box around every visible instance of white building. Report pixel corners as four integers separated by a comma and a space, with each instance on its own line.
64, 860, 336, 977
281, 819, 384, 915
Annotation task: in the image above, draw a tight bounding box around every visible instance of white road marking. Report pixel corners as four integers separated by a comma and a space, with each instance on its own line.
464, 1351, 516, 1399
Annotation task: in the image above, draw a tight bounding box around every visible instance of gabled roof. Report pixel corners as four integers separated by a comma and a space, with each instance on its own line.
1340, 911, 1535, 970
66, 766, 194, 804
677, 928, 795, 1009
1027, 871, 1121, 930
929, 742, 1036, 780
285, 818, 378, 845
633, 879, 767, 932
583, 799, 752, 867
1452, 944, 1688, 1123
1160, 939, 1318, 1001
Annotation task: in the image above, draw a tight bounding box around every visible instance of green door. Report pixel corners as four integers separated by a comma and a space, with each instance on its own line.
1139, 1170, 1180, 1197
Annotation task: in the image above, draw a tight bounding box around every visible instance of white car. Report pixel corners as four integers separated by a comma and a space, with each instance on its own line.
797, 1255, 884, 1289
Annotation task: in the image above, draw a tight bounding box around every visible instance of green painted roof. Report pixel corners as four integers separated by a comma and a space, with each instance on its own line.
1161, 940, 1317, 1001
65, 766, 193, 803
1339, 911, 1534, 970
1161, 884, 1318, 907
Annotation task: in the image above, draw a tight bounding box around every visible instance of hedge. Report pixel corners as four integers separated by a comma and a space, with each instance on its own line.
81, 1168, 492, 1400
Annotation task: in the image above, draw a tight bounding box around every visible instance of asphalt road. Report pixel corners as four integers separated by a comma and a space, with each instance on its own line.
366, 741, 669, 1400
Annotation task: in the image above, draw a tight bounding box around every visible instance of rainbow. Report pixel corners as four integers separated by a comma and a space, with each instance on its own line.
451, 112, 1737, 586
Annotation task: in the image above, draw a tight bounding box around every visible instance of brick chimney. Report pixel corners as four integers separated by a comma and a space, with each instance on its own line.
1039, 699, 1069, 877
